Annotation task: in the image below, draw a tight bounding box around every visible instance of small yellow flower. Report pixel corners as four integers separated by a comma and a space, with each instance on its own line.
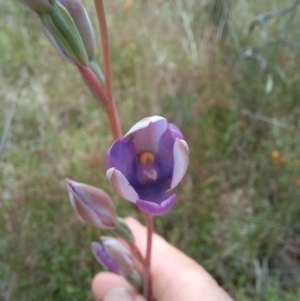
271, 150, 280, 159
271, 150, 285, 165
296, 160, 300, 167
123, 0, 133, 10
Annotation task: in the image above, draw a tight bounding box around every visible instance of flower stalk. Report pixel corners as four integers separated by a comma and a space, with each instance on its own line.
92, 0, 121, 141
94, 0, 113, 100
144, 213, 153, 300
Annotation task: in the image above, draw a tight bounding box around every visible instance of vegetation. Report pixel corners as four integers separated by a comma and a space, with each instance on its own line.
1, 0, 300, 300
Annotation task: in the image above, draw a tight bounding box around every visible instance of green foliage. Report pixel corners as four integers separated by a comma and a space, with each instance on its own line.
1, 0, 300, 300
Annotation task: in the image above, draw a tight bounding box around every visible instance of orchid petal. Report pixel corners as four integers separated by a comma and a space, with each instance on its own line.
106, 139, 137, 184
125, 116, 166, 137
124, 116, 168, 153
169, 138, 189, 190
169, 123, 184, 140
137, 194, 176, 216
106, 168, 139, 203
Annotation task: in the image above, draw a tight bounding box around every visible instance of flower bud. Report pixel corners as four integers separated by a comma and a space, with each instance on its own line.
19, 0, 55, 13
66, 179, 116, 229
58, 0, 96, 60
92, 237, 134, 277
40, 1, 89, 66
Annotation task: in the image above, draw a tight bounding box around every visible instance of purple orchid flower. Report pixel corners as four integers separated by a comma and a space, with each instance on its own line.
106, 116, 189, 216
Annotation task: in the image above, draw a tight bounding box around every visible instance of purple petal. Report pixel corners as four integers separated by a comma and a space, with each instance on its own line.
155, 128, 176, 184
106, 168, 139, 203
137, 193, 176, 216
133, 183, 163, 204
169, 123, 184, 140
169, 139, 189, 190
155, 124, 186, 187
106, 139, 137, 185
92, 242, 120, 274
124, 116, 168, 153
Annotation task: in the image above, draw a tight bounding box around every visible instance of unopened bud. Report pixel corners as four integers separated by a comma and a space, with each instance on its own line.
66, 179, 116, 229
92, 237, 134, 277
58, 0, 96, 60
19, 0, 55, 13
40, 1, 89, 66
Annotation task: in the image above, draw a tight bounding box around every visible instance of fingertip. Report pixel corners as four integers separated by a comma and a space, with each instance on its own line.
92, 272, 132, 301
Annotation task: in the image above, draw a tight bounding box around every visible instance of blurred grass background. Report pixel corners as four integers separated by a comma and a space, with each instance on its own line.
1, 0, 300, 300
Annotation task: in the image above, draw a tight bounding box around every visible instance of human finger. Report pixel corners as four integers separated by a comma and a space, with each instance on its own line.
92, 272, 132, 301
125, 217, 233, 301
92, 217, 233, 301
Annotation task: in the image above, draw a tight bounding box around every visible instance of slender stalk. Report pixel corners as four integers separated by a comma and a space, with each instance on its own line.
94, 0, 113, 100
93, 4, 152, 299
104, 98, 122, 140
93, 0, 122, 140
143, 213, 153, 300
75, 62, 121, 139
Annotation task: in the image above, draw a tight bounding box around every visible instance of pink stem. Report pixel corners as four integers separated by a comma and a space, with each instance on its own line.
93, 0, 121, 140
75, 62, 121, 140
93, 4, 153, 300
94, 0, 113, 100
143, 213, 153, 300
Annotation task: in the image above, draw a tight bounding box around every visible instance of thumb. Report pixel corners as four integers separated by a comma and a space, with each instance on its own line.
125, 218, 233, 301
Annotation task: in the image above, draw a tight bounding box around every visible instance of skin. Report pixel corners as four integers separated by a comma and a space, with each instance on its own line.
92, 217, 234, 301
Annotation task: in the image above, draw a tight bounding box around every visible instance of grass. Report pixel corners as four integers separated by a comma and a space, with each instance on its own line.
1, 0, 300, 300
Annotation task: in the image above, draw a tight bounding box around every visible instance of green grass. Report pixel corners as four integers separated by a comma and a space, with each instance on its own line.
1, 0, 300, 300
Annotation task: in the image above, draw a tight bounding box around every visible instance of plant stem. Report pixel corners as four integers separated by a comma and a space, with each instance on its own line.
94, 0, 113, 100
75, 62, 121, 140
93, 0, 122, 140
104, 98, 122, 140
143, 213, 153, 300
93, 4, 152, 298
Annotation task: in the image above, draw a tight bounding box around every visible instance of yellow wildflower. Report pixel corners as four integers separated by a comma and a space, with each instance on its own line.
271, 150, 280, 159
271, 150, 285, 165
123, 0, 133, 10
